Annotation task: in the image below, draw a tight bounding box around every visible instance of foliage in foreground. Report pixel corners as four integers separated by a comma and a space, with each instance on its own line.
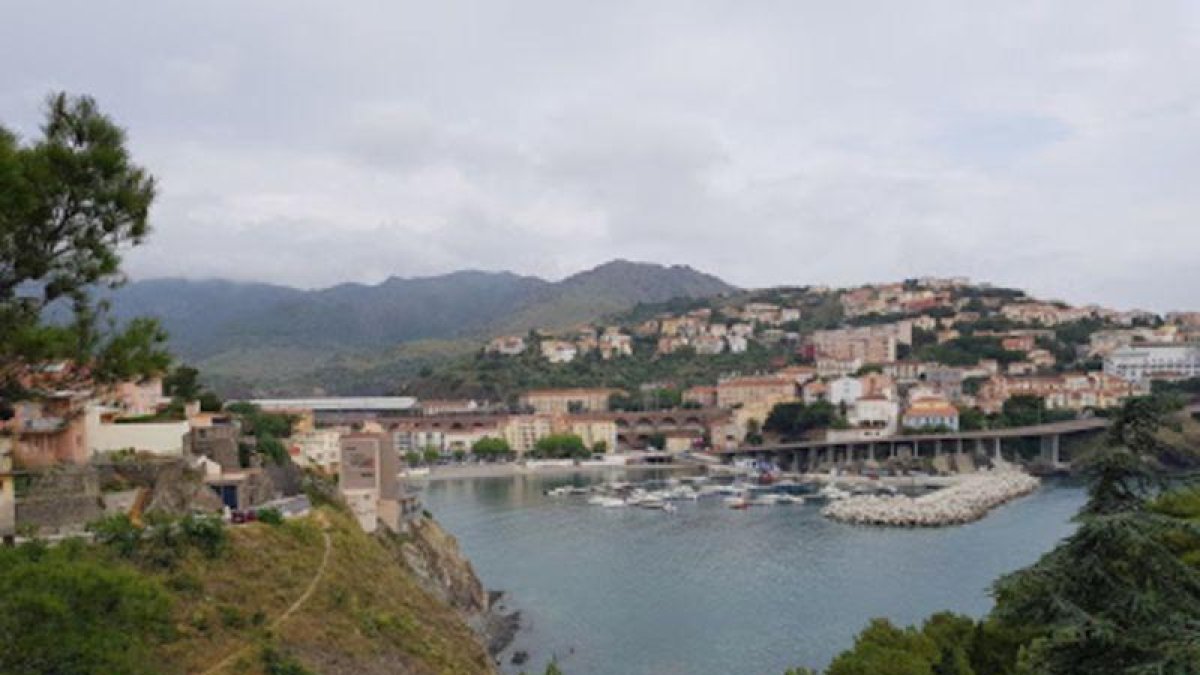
818, 396, 1200, 674
0, 542, 172, 675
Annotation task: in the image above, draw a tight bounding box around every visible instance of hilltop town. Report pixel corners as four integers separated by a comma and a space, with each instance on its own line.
7, 275, 1199, 544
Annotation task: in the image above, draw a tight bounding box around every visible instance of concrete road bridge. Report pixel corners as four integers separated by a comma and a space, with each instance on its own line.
719, 418, 1102, 472
716, 404, 1200, 472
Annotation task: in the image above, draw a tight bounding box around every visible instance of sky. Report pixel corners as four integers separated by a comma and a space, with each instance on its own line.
1, 1, 1198, 311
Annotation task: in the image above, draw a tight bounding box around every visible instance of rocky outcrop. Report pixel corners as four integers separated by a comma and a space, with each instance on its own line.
144, 462, 224, 515
387, 515, 521, 657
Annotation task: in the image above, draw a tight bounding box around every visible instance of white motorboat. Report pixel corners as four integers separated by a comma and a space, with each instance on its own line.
588, 496, 627, 508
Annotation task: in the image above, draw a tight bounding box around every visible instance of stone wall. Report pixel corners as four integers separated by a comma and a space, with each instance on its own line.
15, 465, 104, 534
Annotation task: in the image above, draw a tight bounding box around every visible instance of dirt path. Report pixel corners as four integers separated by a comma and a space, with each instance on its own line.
200, 521, 333, 675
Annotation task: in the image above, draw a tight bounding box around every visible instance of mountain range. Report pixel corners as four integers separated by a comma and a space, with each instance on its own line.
104, 260, 737, 395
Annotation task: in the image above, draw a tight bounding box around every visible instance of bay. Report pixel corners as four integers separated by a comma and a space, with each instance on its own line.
421, 470, 1085, 675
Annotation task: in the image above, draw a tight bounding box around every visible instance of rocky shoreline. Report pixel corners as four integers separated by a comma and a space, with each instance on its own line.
822, 467, 1040, 527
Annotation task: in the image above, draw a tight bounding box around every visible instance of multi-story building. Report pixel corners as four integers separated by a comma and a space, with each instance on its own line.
563, 418, 619, 453
902, 395, 960, 431
816, 357, 862, 380
598, 330, 633, 359
977, 373, 1141, 413
540, 339, 578, 364
1104, 344, 1200, 383
727, 334, 749, 354
656, 336, 689, 355
391, 415, 507, 456
716, 376, 796, 409
339, 432, 415, 533
520, 388, 617, 415
485, 335, 527, 356
7, 392, 90, 468
289, 429, 343, 472
502, 415, 555, 457
807, 327, 899, 364
828, 376, 863, 406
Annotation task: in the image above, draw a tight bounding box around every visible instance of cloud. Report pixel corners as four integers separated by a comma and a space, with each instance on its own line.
1, 1, 1198, 311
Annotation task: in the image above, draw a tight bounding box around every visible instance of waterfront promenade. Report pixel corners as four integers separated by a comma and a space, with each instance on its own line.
404, 461, 693, 482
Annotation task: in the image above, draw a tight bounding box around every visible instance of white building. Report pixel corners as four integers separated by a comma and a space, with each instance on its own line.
848, 396, 899, 433
727, 334, 748, 354
289, 429, 342, 472
1104, 344, 1200, 383
540, 339, 578, 364
85, 405, 189, 458
828, 376, 864, 406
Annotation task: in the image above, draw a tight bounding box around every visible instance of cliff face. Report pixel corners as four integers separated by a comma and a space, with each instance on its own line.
388, 516, 520, 657
394, 516, 489, 615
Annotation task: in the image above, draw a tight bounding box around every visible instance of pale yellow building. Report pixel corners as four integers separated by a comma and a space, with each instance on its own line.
519, 388, 618, 415
502, 415, 555, 457
564, 418, 619, 453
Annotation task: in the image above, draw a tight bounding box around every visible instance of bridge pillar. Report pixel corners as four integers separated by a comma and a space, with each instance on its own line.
867, 443, 876, 462
934, 439, 943, 457
993, 437, 1002, 461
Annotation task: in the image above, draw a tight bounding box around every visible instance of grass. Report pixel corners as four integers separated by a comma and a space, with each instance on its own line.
152, 508, 494, 675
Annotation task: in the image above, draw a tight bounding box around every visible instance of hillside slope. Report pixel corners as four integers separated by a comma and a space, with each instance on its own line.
156, 509, 498, 675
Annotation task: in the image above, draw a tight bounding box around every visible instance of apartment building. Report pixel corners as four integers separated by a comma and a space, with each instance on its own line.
339, 432, 414, 533
1104, 344, 1200, 383
520, 388, 617, 415
716, 376, 796, 409
978, 373, 1140, 413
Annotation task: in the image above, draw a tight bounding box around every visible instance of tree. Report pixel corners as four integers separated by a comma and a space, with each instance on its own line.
452, 449, 466, 462
471, 436, 512, 460
1, 94, 167, 419
531, 434, 587, 459
990, 396, 1200, 673
957, 406, 987, 431
422, 447, 441, 464
591, 440, 608, 455
826, 618, 939, 675
999, 395, 1044, 427
404, 451, 422, 467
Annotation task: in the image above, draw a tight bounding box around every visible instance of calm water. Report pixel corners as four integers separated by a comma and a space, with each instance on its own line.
422, 470, 1084, 675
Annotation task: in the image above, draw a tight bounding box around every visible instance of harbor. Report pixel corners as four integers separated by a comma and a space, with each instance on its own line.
422, 468, 1085, 674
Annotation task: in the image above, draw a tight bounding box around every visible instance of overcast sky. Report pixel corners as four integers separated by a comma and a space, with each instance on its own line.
2, 2, 1197, 310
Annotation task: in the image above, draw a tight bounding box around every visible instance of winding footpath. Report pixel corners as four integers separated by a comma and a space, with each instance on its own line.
822, 468, 1040, 527
201, 519, 333, 675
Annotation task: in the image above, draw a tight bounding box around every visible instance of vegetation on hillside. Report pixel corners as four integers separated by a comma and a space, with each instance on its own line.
401, 339, 792, 401
809, 396, 1200, 674
0, 508, 496, 675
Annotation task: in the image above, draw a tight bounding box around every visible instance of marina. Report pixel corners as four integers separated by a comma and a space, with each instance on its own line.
423, 469, 1085, 674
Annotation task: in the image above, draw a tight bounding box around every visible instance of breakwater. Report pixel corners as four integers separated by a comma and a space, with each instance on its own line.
821, 468, 1040, 527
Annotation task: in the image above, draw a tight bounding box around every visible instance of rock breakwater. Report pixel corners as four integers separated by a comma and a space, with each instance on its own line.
822, 469, 1040, 527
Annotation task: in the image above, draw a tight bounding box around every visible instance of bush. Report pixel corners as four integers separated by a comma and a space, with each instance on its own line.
256, 507, 285, 526
0, 544, 172, 675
